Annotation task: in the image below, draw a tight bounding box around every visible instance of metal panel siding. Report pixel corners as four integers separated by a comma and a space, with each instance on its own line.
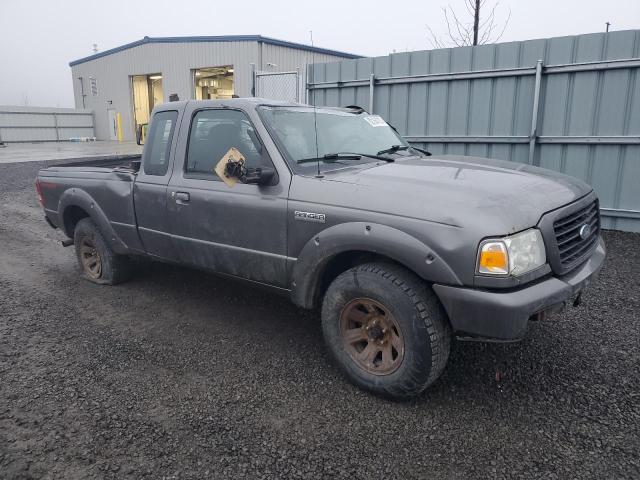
0, 106, 94, 142
71, 40, 349, 142
260, 43, 339, 70
307, 30, 640, 232
72, 41, 259, 141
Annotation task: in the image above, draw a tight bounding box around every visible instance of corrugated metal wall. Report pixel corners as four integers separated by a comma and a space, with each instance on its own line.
0, 106, 94, 142
71, 41, 345, 142
307, 30, 640, 233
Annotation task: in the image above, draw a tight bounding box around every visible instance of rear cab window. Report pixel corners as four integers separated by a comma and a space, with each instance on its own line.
142, 110, 178, 176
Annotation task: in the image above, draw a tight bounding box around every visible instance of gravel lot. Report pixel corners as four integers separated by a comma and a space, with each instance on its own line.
1, 158, 639, 479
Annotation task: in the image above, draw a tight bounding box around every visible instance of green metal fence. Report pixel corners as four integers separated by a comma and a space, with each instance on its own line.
307, 30, 640, 232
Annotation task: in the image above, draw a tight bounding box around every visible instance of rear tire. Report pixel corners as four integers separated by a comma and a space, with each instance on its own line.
321, 262, 451, 398
73, 218, 132, 285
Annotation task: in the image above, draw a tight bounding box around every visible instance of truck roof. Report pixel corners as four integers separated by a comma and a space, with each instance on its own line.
154, 98, 298, 113
154, 98, 363, 114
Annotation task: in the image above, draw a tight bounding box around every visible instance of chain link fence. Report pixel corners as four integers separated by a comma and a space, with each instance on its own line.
255, 70, 301, 103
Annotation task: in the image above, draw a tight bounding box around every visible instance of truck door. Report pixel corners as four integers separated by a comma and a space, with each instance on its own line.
133, 109, 180, 261
166, 106, 289, 287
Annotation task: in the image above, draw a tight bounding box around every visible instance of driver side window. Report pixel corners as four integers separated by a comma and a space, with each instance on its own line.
186, 109, 264, 179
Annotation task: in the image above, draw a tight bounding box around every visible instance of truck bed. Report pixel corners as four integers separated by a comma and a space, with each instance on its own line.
44, 154, 141, 173
37, 154, 143, 254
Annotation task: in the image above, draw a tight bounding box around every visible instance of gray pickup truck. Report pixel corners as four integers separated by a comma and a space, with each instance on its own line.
36, 98, 606, 398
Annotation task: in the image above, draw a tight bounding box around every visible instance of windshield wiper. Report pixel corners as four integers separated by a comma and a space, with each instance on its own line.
412, 146, 432, 157
297, 153, 361, 164
377, 145, 409, 156
297, 152, 394, 164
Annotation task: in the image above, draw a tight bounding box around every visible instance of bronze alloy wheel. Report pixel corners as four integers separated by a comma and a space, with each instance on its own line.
339, 297, 405, 375
79, 237, 102, 279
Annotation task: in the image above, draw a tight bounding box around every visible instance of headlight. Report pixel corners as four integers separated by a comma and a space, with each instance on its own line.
477, 229, 546, 276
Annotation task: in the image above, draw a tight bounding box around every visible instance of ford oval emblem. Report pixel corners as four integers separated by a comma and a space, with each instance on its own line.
579, 223, 591, 239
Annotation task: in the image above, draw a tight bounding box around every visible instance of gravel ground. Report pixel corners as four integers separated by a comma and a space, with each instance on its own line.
1, 159, 639, 479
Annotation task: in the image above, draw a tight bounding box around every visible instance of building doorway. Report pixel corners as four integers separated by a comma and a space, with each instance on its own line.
131, 73, 163, 135
193, 66, 234, 100
107, 109, 118, 140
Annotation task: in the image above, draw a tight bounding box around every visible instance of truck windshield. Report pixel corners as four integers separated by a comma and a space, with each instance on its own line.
258, 106, 415, 173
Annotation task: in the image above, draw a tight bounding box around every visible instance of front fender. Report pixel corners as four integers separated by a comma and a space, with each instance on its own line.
290, 222, 462, 309
58, 188, 129, 254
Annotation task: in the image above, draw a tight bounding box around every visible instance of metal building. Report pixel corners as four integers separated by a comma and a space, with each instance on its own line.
69, 35, 360, 141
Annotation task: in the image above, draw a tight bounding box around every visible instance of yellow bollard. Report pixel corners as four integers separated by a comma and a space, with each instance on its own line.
116, 113, 123, 142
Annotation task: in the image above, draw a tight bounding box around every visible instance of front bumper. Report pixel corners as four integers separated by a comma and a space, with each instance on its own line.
433, 236, 606, 341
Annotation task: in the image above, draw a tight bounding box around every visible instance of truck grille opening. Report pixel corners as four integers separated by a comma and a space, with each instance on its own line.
553, 199, 600, 272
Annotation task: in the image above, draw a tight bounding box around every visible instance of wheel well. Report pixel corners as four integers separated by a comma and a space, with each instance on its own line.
313, 250, 404, 308
63, 206, 90, 238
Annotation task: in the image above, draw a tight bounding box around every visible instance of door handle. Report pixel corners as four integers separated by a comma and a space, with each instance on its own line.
174, 191, 190, 204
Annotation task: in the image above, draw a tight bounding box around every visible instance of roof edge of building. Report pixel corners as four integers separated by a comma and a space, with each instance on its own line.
69, 35, 363, 67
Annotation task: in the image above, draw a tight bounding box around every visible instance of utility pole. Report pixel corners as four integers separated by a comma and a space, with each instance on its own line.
605, 22, 611, 32
473, 0, 481, 45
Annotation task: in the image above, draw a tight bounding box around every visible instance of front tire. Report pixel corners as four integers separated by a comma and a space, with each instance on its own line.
321, 262, 451, 398
73, 218, 132, 285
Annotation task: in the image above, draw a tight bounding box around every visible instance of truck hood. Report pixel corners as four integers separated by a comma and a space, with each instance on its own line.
322, 154, 593, 233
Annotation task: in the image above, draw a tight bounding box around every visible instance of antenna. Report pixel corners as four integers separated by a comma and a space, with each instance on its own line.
310, 30, 321, 177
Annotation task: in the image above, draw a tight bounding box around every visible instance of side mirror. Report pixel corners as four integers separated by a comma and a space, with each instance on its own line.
136, 124, 146, 145
242, 166, 276, 186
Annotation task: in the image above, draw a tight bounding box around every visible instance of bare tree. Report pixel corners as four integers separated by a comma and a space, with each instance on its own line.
427, 0, 511, 48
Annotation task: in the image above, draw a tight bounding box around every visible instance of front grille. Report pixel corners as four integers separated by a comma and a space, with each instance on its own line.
553, 199, 600, 271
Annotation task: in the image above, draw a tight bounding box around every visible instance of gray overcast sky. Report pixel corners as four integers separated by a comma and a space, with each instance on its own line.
0, 0, 638, 107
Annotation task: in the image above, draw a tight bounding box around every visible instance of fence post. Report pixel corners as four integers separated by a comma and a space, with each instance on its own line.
250, 63, 256, 97
528, 59, 543, 165
305, 64, 310, 104
369, 74, 375, 113
53, 112, 60, 141
309, 63, 316, 106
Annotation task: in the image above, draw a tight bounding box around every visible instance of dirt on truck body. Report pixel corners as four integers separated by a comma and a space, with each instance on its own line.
36, 98, 605, 398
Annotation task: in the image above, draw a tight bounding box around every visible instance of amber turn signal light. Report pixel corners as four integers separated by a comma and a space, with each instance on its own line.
478, 241, 508, 274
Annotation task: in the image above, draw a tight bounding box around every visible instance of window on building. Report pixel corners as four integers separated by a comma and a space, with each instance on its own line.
89, 76, 98, 96
193, 66, 234, 100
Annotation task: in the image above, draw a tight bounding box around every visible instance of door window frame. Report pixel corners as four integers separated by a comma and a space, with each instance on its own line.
182, 107, 276, 183
140, 109, 179, 177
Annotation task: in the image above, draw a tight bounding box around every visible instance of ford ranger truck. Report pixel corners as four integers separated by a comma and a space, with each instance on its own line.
36, 98, 606, 398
